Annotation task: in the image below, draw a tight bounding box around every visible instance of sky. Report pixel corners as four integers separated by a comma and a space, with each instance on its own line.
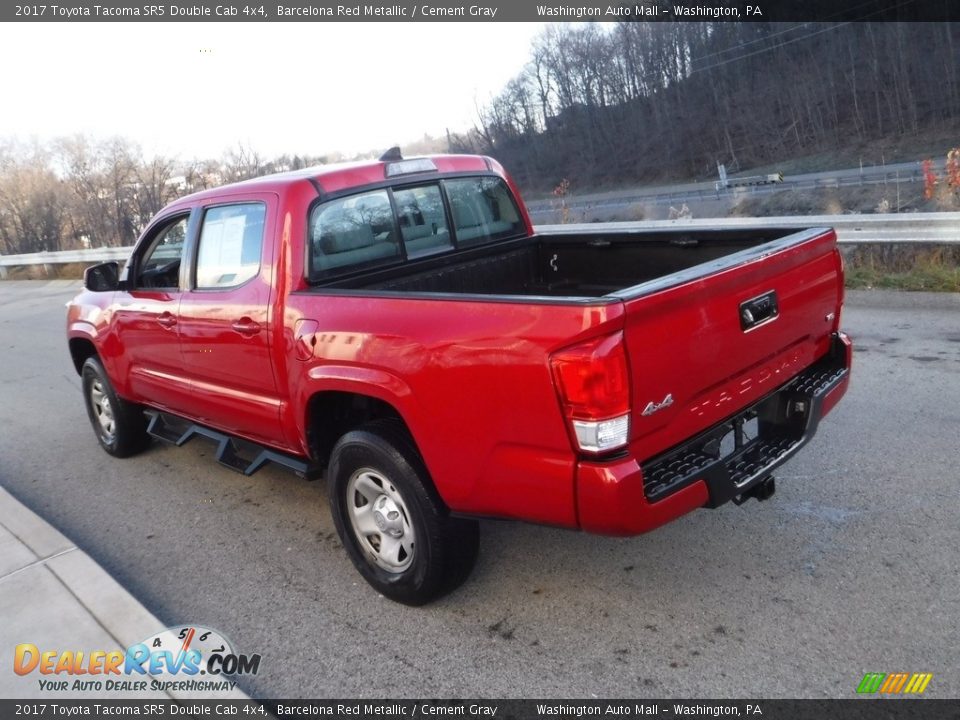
0, 22, 550, 161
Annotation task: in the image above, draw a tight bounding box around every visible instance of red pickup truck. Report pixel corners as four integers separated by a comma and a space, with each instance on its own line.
67, 152, 851, 604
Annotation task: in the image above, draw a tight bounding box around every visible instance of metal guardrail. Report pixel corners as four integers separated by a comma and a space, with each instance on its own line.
535, 212, 960, 244
0, 213, 957, 276
0, 246, 132, 268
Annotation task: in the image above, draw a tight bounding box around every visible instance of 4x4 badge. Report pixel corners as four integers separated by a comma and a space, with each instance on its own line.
642, 394, 674, 416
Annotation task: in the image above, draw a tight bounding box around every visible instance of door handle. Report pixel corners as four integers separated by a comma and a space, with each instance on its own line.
232, 318, 261, 336
156, 312, 177, 329
739, 291, 778, 331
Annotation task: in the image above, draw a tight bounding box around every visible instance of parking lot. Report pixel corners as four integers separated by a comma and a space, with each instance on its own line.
0, 281, 957, 698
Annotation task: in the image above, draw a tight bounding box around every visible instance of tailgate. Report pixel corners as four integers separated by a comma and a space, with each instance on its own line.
618, 227, 843, 463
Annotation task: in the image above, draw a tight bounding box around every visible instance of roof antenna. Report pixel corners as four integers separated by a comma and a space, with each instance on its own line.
379, 146, 403, 162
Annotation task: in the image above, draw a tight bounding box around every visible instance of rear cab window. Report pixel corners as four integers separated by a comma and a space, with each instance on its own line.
307, 175, 525, 281
393, 184, 451, 258
444, 177, 525, 246
310, 190, 401, 274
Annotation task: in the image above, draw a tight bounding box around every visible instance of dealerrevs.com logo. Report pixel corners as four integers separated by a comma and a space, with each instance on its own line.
14, 625, 260, 693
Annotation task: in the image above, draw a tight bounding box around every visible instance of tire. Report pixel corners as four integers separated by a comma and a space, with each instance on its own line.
327, 420, 479, 605
81, 356, 149, 458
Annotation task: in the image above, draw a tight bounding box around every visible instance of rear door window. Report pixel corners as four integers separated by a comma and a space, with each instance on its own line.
195, 203, 265, 289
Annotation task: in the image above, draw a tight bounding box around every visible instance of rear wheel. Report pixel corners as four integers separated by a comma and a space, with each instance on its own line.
81, 357, 149, 458
327, 420, 479, 605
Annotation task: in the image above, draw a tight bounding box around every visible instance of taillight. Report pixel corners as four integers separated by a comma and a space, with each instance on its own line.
835, 248, 845, 332
550, 332, 631, 453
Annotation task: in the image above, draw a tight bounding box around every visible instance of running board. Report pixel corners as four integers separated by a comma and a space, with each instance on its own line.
145, 412, 320, 479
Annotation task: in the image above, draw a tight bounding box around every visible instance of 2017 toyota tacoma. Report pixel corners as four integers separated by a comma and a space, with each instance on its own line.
67, 151, 851, 604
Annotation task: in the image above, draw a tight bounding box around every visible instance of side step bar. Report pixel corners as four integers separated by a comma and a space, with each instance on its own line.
145, 412, 321, 479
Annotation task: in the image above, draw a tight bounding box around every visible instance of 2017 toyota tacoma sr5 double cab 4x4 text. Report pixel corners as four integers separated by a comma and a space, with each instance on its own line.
67, 151, 851, 604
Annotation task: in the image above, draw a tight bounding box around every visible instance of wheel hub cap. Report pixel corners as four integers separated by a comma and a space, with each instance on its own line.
372, 495, 405, 538
90, 380, 115, 440
346, 468, 416, 573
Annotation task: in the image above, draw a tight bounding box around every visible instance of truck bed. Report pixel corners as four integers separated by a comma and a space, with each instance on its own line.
315, 226, 822, 300
299, 221, 845, 521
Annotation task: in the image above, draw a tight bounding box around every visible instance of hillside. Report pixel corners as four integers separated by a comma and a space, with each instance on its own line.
456, 23, 960, 194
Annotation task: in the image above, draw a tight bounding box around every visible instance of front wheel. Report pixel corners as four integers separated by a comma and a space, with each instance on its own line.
81, 356, 149, 458
327, 420, 479, 605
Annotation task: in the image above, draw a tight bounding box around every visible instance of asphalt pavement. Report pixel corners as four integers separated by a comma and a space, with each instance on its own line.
0, 280, 957, 699
0, 485, 249, 700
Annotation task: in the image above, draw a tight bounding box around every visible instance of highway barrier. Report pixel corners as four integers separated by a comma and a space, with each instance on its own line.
536, 212, 960, 244
1, 213, 957, 277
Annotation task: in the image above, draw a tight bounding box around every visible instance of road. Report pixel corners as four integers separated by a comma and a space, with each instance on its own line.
525, 159, 937, 217
1, 281, 958, 698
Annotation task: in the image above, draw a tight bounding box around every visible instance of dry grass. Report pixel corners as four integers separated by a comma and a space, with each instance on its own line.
1, 263, 87, 280
846, 248, 960, 291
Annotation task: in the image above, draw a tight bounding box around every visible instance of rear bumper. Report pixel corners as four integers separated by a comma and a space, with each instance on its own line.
575, 332, 852, 535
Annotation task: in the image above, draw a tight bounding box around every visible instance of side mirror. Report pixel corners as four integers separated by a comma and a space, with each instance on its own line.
84, 261, 120, 292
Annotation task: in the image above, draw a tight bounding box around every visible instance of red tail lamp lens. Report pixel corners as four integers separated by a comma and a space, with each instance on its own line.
550, 332, 630, 421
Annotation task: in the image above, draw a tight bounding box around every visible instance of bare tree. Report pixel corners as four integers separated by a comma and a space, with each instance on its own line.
0, 143, 69, 254
222, 142, 265, 183
133, 154, 177, 227
470, 22, 960, 191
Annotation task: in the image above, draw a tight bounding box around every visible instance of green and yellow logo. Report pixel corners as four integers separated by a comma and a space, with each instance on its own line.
857, 672, 933, 694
